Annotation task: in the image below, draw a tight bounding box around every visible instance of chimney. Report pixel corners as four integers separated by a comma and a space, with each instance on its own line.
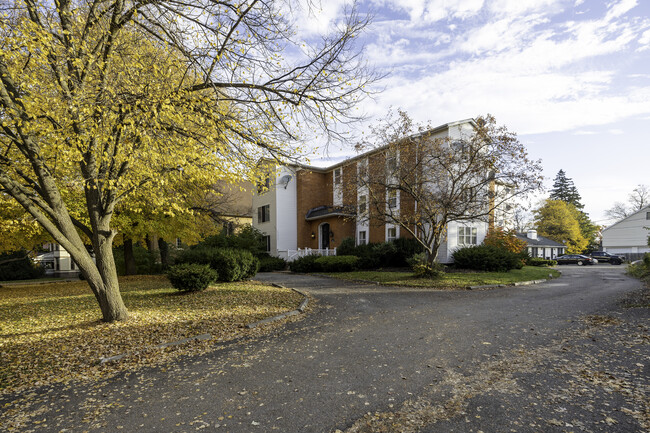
527, 229, 538, 240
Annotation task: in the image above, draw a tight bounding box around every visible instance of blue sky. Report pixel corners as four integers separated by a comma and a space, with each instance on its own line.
292, 0, 650, 226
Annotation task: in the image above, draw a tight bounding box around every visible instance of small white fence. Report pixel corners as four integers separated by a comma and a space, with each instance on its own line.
279, 248, 337, 261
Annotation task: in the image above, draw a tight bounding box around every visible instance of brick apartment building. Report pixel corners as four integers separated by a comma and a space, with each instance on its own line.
253, 118, 505, 263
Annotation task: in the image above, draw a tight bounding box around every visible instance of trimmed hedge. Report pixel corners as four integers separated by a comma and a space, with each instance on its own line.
289, 255, 359, 273
526, 257, 557, 267
289, 255, 320, 273
315, 255, 359, 272
452, 245, 524, 272
259, 256, 287, 272
336, 237, 424, 269
167, 263, 217, 292
175, 247, 259, 282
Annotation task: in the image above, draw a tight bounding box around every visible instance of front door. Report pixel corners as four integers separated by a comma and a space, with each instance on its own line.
320, 223, 330, 249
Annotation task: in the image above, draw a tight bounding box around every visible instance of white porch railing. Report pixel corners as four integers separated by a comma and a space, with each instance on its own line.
279, 247, 337, 261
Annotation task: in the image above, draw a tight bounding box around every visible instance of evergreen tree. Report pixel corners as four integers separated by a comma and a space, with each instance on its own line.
549, 170, 583, 209
548, 170, 599, 251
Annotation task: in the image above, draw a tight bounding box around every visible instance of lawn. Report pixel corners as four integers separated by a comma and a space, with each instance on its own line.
327, 266, 560, 289
0, 275, 303, 394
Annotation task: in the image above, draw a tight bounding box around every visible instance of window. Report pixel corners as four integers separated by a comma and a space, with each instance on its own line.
386, 151, 397, 173
388, 189, 398, 209
358, 195, 367, 215
257, 175, 271, 193
646, 212, 650, 220
387, 227, 397, 242
262, 235, 271, 252
458, 226, 477, 245
258, 204, 270, 223
175, 238, 182, 248
334, 167, 342, 185
358, 160, 368, 179
222, 221, 234, 236
358, 230, 367, 245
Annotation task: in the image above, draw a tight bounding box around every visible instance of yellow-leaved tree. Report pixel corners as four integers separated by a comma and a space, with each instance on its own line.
534, 200, 588, 254
0, 1, 375, 321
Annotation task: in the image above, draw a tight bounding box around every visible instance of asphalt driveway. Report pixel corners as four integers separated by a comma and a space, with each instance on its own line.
1, 266, 648, 432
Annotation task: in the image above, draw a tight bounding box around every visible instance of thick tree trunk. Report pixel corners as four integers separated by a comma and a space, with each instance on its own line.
123, 237, 137, 275
158, 238, 169, 266
89, 231, 129, 322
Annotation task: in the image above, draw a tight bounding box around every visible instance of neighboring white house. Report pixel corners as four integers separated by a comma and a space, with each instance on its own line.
515, 230, 566, 259
35, 243, 81, 277
602, 205, 650, 261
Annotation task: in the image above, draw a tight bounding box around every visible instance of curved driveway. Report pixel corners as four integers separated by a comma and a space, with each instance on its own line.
3, 265, 648, 432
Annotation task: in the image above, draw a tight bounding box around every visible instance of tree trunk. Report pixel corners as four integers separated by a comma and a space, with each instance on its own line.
89, 231, 129, 322
123, 237, 137, 275
158, 238, 169, 266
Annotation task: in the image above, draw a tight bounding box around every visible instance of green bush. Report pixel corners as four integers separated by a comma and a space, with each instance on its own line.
452, 245, 523, 272
644, 252, 650, 267
175, 247, 259, 282
335, 237, 424, 269
197, 226, 267, 257
258, 256, 287, 272
0, 250, 45, 281
167, 263, 217, 292
314, 255, 359, 272
289, 255, 321, 273
526, 257, 557, 267
407, 252, 444, 278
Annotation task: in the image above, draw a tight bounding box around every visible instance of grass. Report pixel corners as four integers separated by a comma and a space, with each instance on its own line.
0, 275, 303, 394
326, 266, 560, 289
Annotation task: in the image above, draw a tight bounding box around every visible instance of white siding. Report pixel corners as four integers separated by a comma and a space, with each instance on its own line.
602, 206, 650, 253
444, 220, 489, 263
252, 165, 298, 257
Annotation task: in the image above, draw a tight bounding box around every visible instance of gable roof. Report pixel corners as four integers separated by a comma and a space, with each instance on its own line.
602, 205, 650, 232
515, 233, 565, 247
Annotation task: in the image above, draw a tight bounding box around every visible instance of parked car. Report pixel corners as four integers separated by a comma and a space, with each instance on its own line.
589, 251, 624, 265
556, 254, 596, 266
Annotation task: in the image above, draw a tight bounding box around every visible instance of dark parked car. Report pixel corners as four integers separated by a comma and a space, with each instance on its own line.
589, 251, 624, 265
556, 254, 595, 266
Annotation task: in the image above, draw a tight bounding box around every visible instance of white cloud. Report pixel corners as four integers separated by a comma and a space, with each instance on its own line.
605, 0, 638, 21
372, 0, 484, 23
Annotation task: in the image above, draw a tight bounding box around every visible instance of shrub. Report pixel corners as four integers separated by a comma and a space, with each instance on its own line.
314, 255, 359, 272
259, 256, 287, 272
197, 225, 267, 257
527, 257, 557, 267
335, 237, 423, 269
175, 247, 259, 282
408, 252, 444, 278
644, 252, 650, 267
483, 227, 528, 253
337, 237, 357, 256
0, 250, 45, 281
167, 263, 217, 292
289, 255, 320, 273
452, 245, 522, 272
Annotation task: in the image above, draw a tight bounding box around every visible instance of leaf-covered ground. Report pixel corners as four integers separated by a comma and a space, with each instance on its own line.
327, 266, 560, 288
0, 275, 303, 395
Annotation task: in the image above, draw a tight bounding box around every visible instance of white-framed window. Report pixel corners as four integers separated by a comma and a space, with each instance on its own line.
333, 167, 342, 185
175, 238, 182, 248
386, 150, 397, 173
258, 204, 270, 223
458, 226, 478, 245
388, 189, 398, 209
387, 227, 397, 242
646, 211, 650, 220
357, 159, 368, 180
358, 230, 367, 245
262, 235, 271, 252
358, 195, 367, 215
